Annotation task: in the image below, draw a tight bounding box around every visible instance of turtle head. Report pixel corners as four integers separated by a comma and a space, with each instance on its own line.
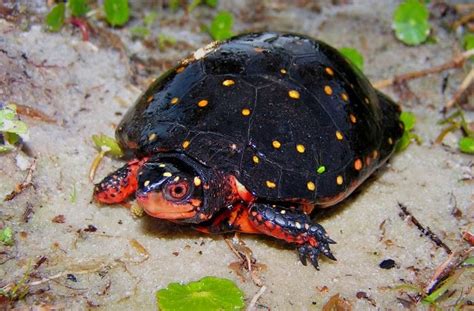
136, 154, 230, 223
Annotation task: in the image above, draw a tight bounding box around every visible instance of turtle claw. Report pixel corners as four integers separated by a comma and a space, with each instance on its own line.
297, 244, 322, 270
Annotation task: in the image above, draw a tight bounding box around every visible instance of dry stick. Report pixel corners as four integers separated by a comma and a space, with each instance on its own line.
247, 285, 267, 311
445, 67, 474, 110
372, 49, 474, 90
452, 11, 474, 29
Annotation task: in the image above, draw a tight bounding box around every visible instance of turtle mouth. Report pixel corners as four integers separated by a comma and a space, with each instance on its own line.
137, 191, 200, 220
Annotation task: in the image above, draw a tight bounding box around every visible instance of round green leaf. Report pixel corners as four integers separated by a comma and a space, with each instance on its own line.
209, 11, 234, 41
68, 0, 89, 17
104, 0, 130, 27
45, 3, 66, 32
399, 111, 416, 131
339, 47, 364, 72
393, 0, 430, 45
156, 276, 245, 311
92, 134, 124, 157
396, 130, 411, 152
459, 137, 474, 154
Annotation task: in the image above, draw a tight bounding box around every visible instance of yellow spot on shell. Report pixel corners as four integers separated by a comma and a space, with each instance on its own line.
163, 172, 172, 177
182, 140, 190, 149
176, 66, 185, 73
198, 99, 208, 107
148, 133, 157, 142
296, 144, 305, 153
354, 159, 363, 171
288, 90, 300, 99
349, 114, 357, 123
272, 140, 281, 149
242, 108, 251, 116
325, 67, 334, 76
324, 85, 333, 95
364, 97, 370, 104
307, 181, 316, 191
222, 79, 235, 86
280, 69, 287, 74
266, 180, 276, 189
372, 150, 379, 159
146, 95, 154, 103
336, 175, 344, 185
388, 137, 393, 145
252, 155, 260, 164
194, 177, 202, 186
341, 93, 349, 102
170, 97, 179, 104
336, 131, 344, 140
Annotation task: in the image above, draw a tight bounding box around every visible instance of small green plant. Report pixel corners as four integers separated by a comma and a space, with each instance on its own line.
392, 0, 431, 45
207, 11, 234, 41
158, 34, 177, 51
45, 0, 130, 33
463, 33, 474, 60
92, 134, 124, 157
104, 0, 130, 26
0, 227, 14, 246
130, 12, 157, 39
396, 111, 420, 152
188, 0, 218, 12
437, 109, 474, 155
45, 3, 66, 32
156, 276, 245, 311
339, 47, 364, 72
0, 104, 29, 153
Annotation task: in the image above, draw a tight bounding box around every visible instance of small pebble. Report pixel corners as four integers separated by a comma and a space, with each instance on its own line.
379, 259, 396, 269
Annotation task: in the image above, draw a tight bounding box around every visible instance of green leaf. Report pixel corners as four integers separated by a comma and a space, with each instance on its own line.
422, 270, 463, 304
130, 26, 150, 39
463, 256, 474, 266
208, 11, 234, 41
68, 0, 89, 17
463, 33, 474, 51
0, 227, 14, 246
188, 0, 202, 12
45, 3, 66, 32
158, 33, 177, 51
156, 276, 245, 311
339, 47, 364, 72
144, 12, 158, 28
205, 0, 218, 8
393, 0, 431, 46
169, 0, 181, 12
396, 131, 411, 152
92, 134, 124, 157
104, 0, 130, 27
400, 111, 416, 131
459, 137, 474, 154
0, 145, 14, 153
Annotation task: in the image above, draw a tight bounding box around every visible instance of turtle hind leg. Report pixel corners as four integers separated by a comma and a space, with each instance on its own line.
93, 159, 145, 204
248, 202, 336, 269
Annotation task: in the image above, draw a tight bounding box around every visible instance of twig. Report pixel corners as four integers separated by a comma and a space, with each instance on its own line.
246, 285, 267, 311
452, 11, 474, 29
4, 159, 36, 201
444, 68, 474, 111
424, 247, 473, 295
373, 50, 474, 89
398, 203, 452, 254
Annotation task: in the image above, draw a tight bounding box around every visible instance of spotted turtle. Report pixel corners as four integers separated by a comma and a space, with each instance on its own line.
94, 32, 403, 269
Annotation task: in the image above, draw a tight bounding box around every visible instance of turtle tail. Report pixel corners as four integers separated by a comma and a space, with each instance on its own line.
376, 91, 404, 160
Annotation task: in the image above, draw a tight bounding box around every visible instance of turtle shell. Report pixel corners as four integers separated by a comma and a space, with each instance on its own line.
117, 32, 403, 204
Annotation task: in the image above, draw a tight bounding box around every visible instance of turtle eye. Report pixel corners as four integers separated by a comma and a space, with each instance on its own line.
164, 180, 192, 202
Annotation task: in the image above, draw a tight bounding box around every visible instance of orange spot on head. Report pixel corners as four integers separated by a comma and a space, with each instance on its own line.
354, 159, 363, 171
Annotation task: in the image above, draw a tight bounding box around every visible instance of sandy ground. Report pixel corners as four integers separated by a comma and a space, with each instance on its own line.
0, 0, 473, 310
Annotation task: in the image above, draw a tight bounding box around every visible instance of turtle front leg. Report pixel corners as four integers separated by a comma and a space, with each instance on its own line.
248, 203, 336, 269
93, 158, 147, 204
